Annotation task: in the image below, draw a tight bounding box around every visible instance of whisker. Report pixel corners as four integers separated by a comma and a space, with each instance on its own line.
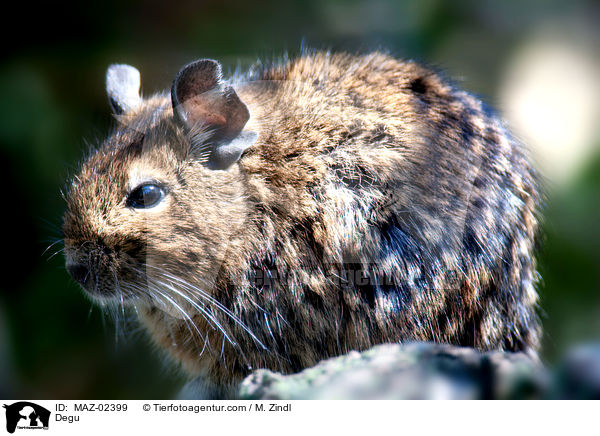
154, 279, 236, 346
151, 268, 267, 350
125, 270, 215, 354
152, 289, 205, 339
118, 263, 270, 369
46, 247, 65, 260
42, 239, 64, 256
47, 247, 65, 261
146, 286, 213, 358
264, 312, 275, 343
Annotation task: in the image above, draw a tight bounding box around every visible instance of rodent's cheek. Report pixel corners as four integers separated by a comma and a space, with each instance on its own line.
150, 298, 191, 320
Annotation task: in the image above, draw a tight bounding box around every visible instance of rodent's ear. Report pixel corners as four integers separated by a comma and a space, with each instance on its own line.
207, 131, 257, 170
171, 59, 250, 144
106, 64, 142, 114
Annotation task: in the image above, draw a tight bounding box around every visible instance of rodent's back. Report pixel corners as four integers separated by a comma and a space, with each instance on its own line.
236, 51, 540, 350
64, 51, 540, 388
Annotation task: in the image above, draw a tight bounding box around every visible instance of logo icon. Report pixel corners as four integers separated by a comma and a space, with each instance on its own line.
3, 402, 50, 434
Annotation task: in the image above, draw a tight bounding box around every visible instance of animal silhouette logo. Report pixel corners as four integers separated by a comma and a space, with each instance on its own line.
2, 402, 50, 434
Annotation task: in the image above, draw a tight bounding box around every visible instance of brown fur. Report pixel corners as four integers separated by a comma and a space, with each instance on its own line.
63, 51, 540, 394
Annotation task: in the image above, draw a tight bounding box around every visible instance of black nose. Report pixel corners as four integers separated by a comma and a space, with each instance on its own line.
67, 263, 90, 287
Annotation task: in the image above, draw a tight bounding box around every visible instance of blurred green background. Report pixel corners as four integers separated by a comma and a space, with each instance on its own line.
1, 0, 598, 399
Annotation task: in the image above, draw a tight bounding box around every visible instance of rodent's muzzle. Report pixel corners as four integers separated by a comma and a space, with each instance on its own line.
66, 262, 90, 289
64, 243, 120, 297
65, 255, 103, 295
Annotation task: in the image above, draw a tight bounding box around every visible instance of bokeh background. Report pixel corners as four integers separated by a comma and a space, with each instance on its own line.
1, 0, 599, 398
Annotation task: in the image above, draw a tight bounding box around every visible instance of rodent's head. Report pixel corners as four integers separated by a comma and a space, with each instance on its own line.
63, 59, 257, 311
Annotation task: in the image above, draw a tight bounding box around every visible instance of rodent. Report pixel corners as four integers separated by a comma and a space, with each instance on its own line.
63, 51, 541, 397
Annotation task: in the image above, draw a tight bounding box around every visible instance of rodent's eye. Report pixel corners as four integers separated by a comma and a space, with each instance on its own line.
126, 184, 165, 209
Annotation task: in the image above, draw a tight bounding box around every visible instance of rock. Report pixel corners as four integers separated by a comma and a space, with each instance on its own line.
551, 343, 600, 400
238, 342, 548, 400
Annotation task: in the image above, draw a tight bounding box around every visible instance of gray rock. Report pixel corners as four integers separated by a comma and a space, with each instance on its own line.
239, 342, 547, 400
552, 343, 600, 399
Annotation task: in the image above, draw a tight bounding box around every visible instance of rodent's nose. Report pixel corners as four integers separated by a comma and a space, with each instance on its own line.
66, 262, 90, 287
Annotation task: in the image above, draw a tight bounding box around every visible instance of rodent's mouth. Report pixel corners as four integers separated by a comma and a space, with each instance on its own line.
66, 261, 102, 295
77, 276, 198, 321
66, 260, 191, 319
65, 257, 142, 303
64, 240, 149, 299
68, 265, 133, 302
65, 244, 213, 321
75, 273, 151, 309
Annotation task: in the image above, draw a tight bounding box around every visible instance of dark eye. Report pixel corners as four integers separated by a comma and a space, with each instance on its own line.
127, 184, 165, 209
